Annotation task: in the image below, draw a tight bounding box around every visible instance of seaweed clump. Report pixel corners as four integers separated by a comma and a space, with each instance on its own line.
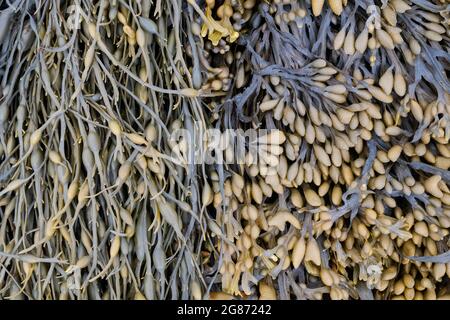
0, 0, 449, 300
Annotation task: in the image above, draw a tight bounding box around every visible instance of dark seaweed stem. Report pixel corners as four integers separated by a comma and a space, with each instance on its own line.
330, 138, 378, 223
399, 13, 450, 102
408, 161, 450, 183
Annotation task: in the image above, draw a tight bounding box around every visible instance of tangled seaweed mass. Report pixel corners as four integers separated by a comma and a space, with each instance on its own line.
0, 0, 449, 300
